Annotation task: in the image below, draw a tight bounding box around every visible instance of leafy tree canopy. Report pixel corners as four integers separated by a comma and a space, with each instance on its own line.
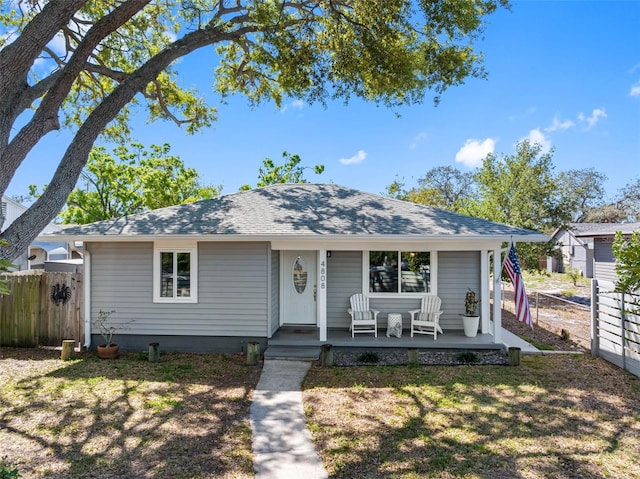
385, 166, 475, 211
55, 143, 220, 224
0, 0, 509, 260
614, 178, 640, 223
464, 140, 566, 231
240, 151, 324, 190
557, 168, 607, 223
612, 231, 640, 294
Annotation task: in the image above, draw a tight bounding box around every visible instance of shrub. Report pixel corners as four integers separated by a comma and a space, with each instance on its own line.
456, 350, 480, 364
357, 351, 379, 363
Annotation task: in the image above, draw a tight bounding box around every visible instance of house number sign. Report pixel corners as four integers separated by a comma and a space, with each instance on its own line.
320, 260, 326, 289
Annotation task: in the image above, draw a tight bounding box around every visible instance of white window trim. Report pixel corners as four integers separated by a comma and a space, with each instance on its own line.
364, 250, 437, 298
153, 241, 198, 303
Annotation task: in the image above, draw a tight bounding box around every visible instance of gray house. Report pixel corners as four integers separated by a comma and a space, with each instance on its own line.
549, 223, 640, 282
44, 184, 546, 353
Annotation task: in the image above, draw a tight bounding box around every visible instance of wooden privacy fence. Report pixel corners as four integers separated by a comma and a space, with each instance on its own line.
0, 272, 83, 347
591, 279, 640, 378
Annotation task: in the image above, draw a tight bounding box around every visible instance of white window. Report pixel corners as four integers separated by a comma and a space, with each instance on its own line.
153, 242, 198, 303
368, 251, 432, 294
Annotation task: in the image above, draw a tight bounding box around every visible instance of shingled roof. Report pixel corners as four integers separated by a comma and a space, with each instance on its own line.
569, 222, 640, 237
44, 184, 547, 241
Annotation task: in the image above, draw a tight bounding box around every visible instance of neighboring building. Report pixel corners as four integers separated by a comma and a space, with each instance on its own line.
1, 195, 76, 270
549, 223, 640, 282
43, 184, 547, 353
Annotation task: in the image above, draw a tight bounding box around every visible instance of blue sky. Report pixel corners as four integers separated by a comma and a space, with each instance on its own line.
6, 0, 640, 202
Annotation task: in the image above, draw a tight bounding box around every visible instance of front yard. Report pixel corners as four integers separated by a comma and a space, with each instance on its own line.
0, 348, 261, 479
303, 354, 640, 478
1, 272, 638, 478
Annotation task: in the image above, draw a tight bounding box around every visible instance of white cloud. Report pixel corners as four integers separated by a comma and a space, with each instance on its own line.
280, 99, 304, 114
578, 108, 607, 129
409, 132, 428, 150
454, 138, 496, 168
339, 150, 367, 166
545, 116, 574, 132
631, 81, 640, 97
525, 128, 552, 153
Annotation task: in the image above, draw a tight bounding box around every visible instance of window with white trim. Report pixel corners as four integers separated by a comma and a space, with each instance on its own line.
153, 243, 198, 303
369, 251, 431, 293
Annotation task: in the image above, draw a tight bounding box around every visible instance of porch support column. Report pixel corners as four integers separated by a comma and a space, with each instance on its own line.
493, 246, 502, 343
480, 250, 490, 334
318, 250, 328, 342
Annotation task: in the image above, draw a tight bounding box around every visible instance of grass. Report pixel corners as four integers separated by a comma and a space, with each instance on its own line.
521, 270, 591, 290
0, 348, 261, 479
303, 354, 640, 479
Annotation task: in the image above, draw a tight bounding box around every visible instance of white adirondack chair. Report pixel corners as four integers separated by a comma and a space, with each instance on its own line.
348, 294, 379, 337
409, 294, 444, 339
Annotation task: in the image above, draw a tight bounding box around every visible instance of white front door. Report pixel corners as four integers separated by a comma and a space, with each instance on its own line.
282, 251, 317, 325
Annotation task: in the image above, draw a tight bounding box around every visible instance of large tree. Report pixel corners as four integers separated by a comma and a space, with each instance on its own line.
464, 140, 567, 269
58, 143, 220, 224
583, 177, 640, 223
557, 167, 607, 223
614, 178, 640, 223
0, 0, 508, 260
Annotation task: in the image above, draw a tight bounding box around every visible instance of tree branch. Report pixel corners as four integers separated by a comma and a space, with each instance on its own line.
0, 0, 87, 99
0, 0, 152, 197
1, 18, 262, 259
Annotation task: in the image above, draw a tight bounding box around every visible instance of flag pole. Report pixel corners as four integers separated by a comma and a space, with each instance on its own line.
500, 237, 514, 271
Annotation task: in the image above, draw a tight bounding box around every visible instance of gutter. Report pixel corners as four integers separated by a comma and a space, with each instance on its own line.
83, 248, 91, 349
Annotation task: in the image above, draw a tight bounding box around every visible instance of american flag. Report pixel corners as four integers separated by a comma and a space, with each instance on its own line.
503, 242, 533, 328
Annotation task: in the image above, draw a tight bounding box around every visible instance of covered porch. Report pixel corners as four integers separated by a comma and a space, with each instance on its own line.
268, 325, 536, 352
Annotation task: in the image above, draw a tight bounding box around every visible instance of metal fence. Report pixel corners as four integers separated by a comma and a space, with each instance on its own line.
591, 279, 640, 378
0, 271, 83, 347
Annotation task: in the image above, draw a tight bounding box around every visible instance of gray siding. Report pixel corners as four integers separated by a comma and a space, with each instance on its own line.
270, 249, 280, 335
326, 250, 482, 331
89, 241, 270, 338
438, 251, 481, 330
594, 237, 617, 283
327, 251, 362, 328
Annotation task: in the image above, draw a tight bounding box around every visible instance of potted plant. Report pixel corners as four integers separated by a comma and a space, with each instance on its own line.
462, 289, 480, 337
94, 309, 127, 359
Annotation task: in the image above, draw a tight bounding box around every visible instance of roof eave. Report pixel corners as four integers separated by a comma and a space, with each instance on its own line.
39, 232, 549, 243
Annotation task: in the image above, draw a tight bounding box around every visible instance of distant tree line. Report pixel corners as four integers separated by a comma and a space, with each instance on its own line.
386, 140, 640, 269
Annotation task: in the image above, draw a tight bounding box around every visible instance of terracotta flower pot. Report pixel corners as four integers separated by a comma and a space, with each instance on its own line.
97, 343, 119, 359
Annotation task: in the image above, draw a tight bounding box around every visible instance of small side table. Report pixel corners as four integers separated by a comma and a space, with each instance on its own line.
386, 313, 403, 338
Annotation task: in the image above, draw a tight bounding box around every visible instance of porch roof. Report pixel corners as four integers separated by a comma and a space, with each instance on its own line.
42, 184, 547, 243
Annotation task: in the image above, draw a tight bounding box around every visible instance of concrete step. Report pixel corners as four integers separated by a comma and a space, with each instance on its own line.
264, 346, 321, 361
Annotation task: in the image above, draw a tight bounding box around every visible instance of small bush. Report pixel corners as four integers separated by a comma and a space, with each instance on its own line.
456, 351, 479, 364
0, 456, 20, 479
357, 351, 379, 363
565, 267, 582, 286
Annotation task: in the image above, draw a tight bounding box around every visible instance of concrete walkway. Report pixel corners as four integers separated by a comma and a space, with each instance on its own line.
501, 328, 540, 353
250, 359, 328, 479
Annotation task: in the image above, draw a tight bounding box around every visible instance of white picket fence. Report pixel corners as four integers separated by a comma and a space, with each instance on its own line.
591, 279, 640, 378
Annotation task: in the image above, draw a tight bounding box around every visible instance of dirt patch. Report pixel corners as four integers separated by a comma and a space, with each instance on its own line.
304, 354, 640, 479
501, 282, 592, 351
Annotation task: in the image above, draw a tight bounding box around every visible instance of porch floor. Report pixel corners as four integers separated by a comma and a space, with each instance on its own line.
269, 327, 536, 352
